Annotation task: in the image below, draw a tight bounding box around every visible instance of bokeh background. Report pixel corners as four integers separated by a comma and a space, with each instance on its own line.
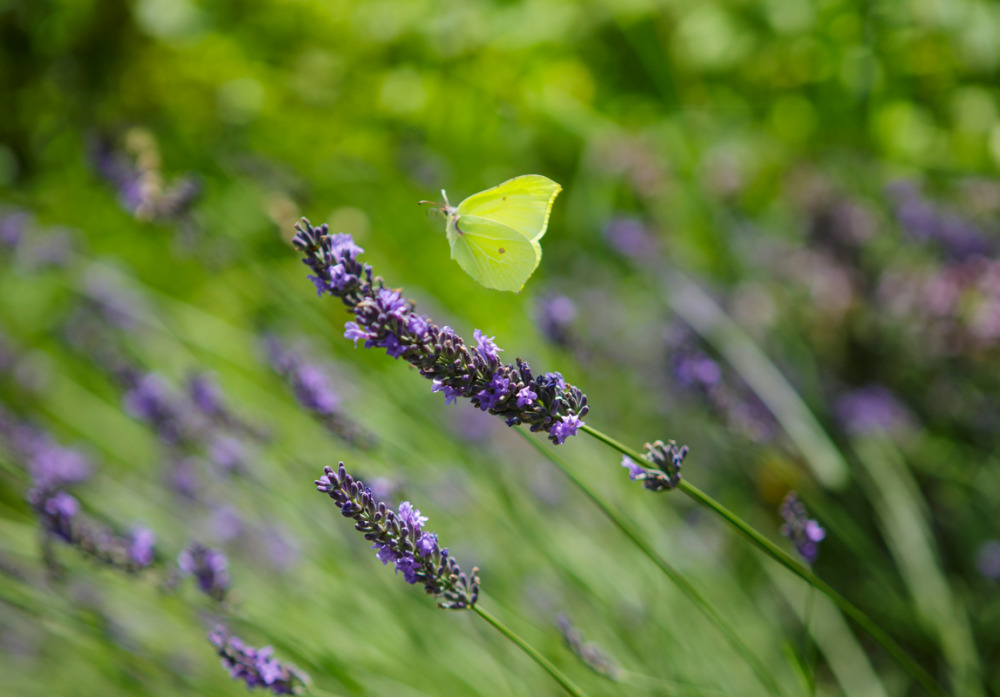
2, 0, 999, 695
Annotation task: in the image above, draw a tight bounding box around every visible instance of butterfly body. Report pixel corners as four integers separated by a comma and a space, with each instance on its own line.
435, 174, 561, 292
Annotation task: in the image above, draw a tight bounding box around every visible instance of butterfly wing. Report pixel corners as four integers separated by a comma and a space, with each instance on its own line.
456, 175, 561, 243
449, 215, 541, 292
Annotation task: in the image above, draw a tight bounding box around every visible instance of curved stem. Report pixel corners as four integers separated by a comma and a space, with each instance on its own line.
517, 429, 787, 697
472, 604, 588, 697
579, 424, 948, 697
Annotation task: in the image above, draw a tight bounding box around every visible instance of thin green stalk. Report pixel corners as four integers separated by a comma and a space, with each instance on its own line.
579, 424, 948, 697
804, 586, 816, 697
471, 604, 588, 697
516, 428, 787, 697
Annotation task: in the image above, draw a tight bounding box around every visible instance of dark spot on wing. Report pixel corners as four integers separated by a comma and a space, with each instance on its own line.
502, 196, 507, 201
498, 247, 506, 254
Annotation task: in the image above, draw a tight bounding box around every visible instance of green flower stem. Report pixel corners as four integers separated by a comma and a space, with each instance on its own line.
578, 423, 948, 697
516, 428, 786, 697
471, 604, 587, 697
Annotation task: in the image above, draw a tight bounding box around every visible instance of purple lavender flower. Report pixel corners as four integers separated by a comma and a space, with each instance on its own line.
315, 462, 479, 609
432, 380, 461, 405
779, 492, 826, 564
667, 331, 777, 443
188, 372, 223, 415
123, 372, 189, 445
516, 386, 537, 408
549, 414, 582, 445
26, 488, 156, 572
208, 626, 308, 695
264, 338, 339, 414
620, 439, 688, 491
473, 329, 503, 363
556, 615, 620, 680
535, 294, 577, 348
129, 527, 156, 567
263, 335, 374, 448
602, 216, 658, 261
0, 208, 31, 249
178, 543, 230, 601
673, 353, 722, 389
976, 540, 1000, 581
0, 408, 94, 489
888, 181, 992, 260
293, 220, 588, 444
209, 435, 245, 473
209, 507, 245, 543
834, 385, 910, 436
90, 135, 201, 223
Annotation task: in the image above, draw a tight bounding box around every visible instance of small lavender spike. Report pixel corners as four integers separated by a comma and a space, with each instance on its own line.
620, 439, 688, 492
315, 461, 479, 609
26, 487, 157, 573
779, 491, 826, 565
177, 542, 230, 601
556, 615, 620, 680
208, 626, 308, 695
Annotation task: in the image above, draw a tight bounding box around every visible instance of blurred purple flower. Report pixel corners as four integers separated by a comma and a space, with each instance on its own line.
535, 293, 577, 348
673, 352, 722, 389
835, 385, 911, 436
0, 208, 31, 249
129, 527, 156, 567
178, 543, 230, 601
263, 335, 374, 448
209, 507, 244, 543
976, 540, 1000, 581
0, 408, 94, 489
90, 134, 200, 223
123, 372, 188, 445
263, 525, 301, 572
188, 372, 223, 415
556, 615, 620, 680
603, 216, 658, 260
779, 492, 825, 564
26, 488, 156, 572
209, 626, 308, 695
208, 435, 245, 474
888, 181, 993, 260
291, 364, 339, 414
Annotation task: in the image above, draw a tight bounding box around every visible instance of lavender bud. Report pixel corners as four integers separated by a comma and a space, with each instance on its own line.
620, 439, 688, 492
314, 462, 479, 609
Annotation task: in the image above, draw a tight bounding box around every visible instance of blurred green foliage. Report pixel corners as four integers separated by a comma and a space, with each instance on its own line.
2, 0, 999, 695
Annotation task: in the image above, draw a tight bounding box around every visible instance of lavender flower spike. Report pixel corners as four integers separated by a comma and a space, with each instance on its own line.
293, 219, 588, 444
209, 626, 308, 695
177, 542, 231, 601
315, 462, 479, 609
779, 492, 826, 564
620, 439, 688, 492
26, 488, 156, 573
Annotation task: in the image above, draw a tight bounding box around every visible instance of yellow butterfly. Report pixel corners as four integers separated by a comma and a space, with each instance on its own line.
428, 175, 562, 292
